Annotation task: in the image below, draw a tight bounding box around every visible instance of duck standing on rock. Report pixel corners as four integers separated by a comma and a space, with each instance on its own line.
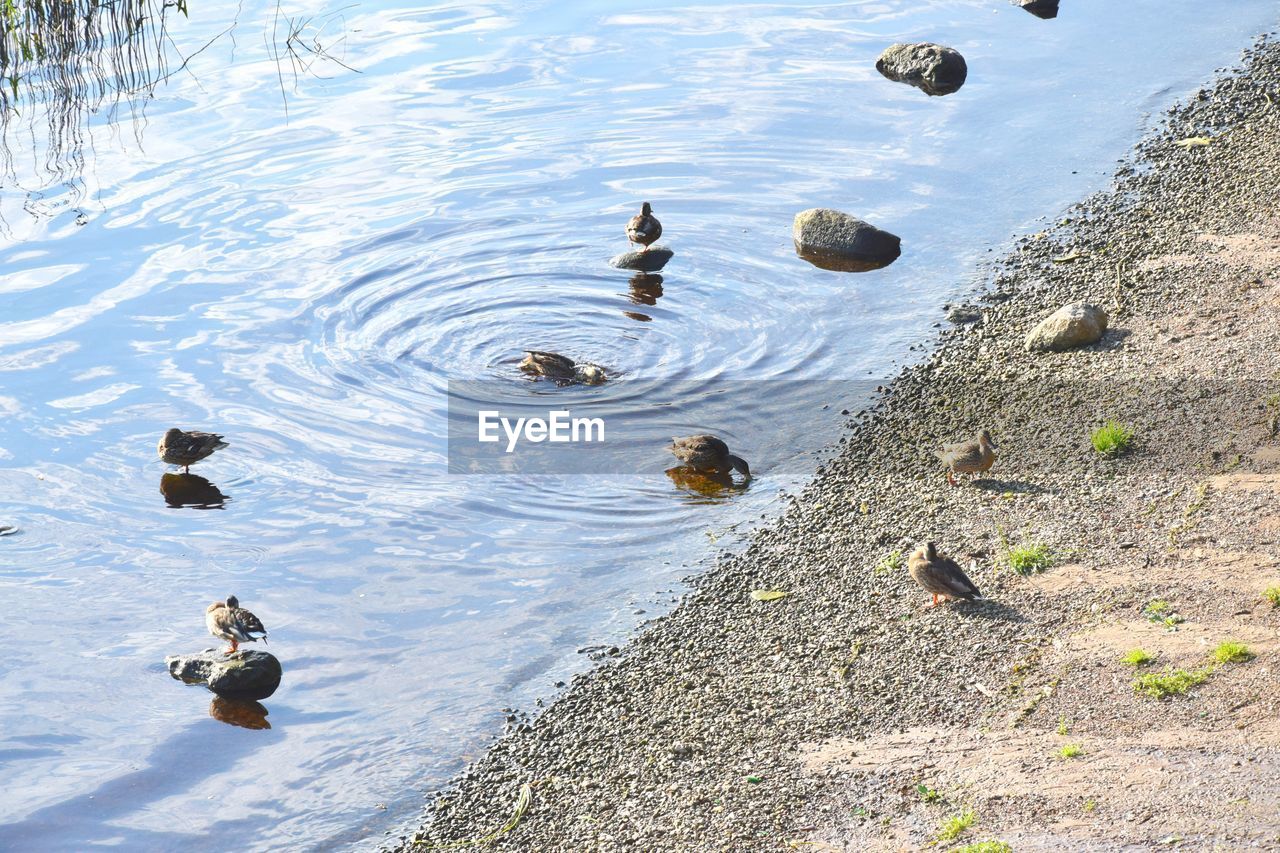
158, 428, 228, 473
519, 351, 606, 385
626, 202, 662, 252
936, 429, 998, 486
669, 434, 751, 481
908, 542, 982, 608
206, 595, 269, 655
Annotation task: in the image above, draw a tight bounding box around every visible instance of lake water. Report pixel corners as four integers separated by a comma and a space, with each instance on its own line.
0, 1, 1274, 849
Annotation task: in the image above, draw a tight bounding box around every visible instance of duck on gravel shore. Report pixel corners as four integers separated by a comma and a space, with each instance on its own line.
519, 351, 607, 385
625, 202, 662, 252
668, 434, 751, 481
908, 542, 982, 607
158, 428, 228, 473
936, 429, 998, 486
206, 595, 269, 655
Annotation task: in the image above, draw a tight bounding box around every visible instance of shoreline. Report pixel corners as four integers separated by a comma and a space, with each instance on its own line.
397, 30, 1280, 852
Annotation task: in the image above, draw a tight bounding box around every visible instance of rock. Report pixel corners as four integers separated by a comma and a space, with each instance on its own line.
1024, 302, 1108, 352
166, 648, 282, 700
946, 305, 982, 324
875, 43, 968, 96
610, 247, 674, 272
1018, 0, 1059, 19
792, 209, 901, 272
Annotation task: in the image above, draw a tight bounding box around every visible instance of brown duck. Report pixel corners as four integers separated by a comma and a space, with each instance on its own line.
908, 542, 982, 607
668, 434, 750, 480
936, 429, 998, 486
519, 351, 606, 385
158, 428, 228, 472
206, 595, 269, 655
625, 202, 662, 252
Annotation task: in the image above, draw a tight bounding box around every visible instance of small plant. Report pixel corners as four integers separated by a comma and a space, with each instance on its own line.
1264, 586, 1280, 607
875, 550, 904, 575
954, 842, 1012, 853
1056, 716, 1069, 735
1212, 641, 1254, 664
915, 782, 941, 803
1092, 420, 1135, 456
937, 808, 976, 842
1142, 599, 1184, 628
1083, 799, 1097, 813
1134, 667, 1212, 699
1121, 648, 1156, 667
1007, 543, 1053, 575
1058, 743, 1084, 759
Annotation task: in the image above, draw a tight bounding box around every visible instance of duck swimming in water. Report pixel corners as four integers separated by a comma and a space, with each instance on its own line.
206, 595, 269, 655
158, 428, 228, 473
668, 434, 751, 480
908, 542, 982, 608
519, 351, 607, 385
936, 429, 998, 486
625, 202, 662, 252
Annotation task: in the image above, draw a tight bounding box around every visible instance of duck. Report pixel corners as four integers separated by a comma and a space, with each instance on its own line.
908, 542, 982, 607
668, 434, 751, 480
206, 595, 269, 655
519, 351, 607, 385
936, 429, 998, 486
158, 428, 228, 473
625, 202, 662, 252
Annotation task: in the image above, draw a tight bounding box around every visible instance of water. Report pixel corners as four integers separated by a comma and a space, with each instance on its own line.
0, 0, 1274, 848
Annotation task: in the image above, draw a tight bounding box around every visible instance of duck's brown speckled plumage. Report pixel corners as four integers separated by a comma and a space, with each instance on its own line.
519, 351, 607, 386
908, 542, 981, 607
936, 429, 997, 485
625, 202, 662, 251
159, 428, 228, 472
206, 595, 269, 655
668, 434, 751, 479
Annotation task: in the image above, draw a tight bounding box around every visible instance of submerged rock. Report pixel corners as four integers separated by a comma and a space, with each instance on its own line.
876, 43, 968, 96
166, 648, 282, 700
610, 247, 674, 272
1018, 0, 1059, 19
793, 209, 901, 272
1024, 302, 1108, 352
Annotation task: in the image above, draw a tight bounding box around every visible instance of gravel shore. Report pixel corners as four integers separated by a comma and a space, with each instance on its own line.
398, 32, 1280, 852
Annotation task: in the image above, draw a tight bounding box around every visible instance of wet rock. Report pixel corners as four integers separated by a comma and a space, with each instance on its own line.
793, 209, 901, 272
166, 648, 282, 700
946, 305, 982, 324
876, 43, 967, 96
1018, 0, 1059, 19
610, 247, 674, 272
1024, 302, 1109, 352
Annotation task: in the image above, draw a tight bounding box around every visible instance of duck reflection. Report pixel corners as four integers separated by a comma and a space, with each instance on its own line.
160, 473, 228, 509
209, 696, 271, 730
628, 273, 664, 306
665, 466, 749, 498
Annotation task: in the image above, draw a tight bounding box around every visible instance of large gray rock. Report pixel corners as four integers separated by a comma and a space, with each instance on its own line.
1024, 302, 1108, 352
793, 209, 901, 272
876, 43, 968, 96
1019, 0, 1059, 19
167, 648, 282, 700
610, 247, 673, 272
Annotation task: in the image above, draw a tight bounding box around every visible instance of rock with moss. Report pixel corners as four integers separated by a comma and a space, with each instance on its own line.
876, 43, 967, 96
1024, 302, 1108, 352
166, 648, 282, 700
793, 208, 901, 272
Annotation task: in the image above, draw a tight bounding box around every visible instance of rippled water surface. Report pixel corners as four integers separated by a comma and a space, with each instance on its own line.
1, 0, 1275, 848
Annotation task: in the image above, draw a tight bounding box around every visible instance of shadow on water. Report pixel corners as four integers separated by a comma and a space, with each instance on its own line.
159, 473, 229, 509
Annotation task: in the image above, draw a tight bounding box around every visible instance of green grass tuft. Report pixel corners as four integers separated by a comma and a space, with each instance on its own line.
1212, 641, 1253, 664
1121, 648, 1156, 667
936, 808, 976, 842
1007, 543, 1052, 575
953, 842, 1013, 853
1091, 420, 1135, 456
915, 782, 941, 803
1142, 599, 1184, 628
1058, 743, 1084, 759
874, 550, 904, 575
1264, 586, 1280, 607
1133, 667, 1212, 699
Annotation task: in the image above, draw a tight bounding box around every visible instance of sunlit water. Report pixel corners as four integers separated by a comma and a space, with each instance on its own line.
0, 1, 1275, 849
